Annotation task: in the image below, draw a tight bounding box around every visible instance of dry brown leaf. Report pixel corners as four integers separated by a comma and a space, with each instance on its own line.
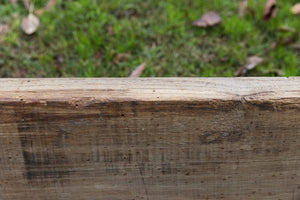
192, 11, 221, 27
235, 56, 263, 76
291, 3, 300, 15
21, 13, 39, 35
263, 0, 277, 21
10, 0, 17, 4
239, 0, 248, 17
130, 62, 146, 78
35, 0, 57, 16
245, 56, 263, 70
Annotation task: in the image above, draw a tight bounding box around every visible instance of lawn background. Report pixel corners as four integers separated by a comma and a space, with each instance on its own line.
0, 0, 299, 77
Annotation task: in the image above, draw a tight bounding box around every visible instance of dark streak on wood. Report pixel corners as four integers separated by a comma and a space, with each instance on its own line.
18, 122, 70, 185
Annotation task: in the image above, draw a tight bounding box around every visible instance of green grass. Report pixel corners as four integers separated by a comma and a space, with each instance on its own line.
0, 0, 299, 77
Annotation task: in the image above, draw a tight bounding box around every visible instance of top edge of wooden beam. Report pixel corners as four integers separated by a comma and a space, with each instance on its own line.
0, 77, 300, 102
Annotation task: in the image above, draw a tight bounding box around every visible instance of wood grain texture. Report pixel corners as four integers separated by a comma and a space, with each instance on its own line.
0, 78, 300, 200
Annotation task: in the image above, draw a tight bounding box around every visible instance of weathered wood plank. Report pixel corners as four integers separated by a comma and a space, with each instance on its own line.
0, 78, 300, 200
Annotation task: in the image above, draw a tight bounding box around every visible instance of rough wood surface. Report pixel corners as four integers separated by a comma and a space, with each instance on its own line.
0, 78, 300, 200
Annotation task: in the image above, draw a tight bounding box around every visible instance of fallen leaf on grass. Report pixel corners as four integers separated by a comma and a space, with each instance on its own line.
245, 56, 264, 70
21, 13, 39, 35
263, 0, 277, 21
130, 62, 146, 78
192, 11, 221, 27
291, 3, 300, 15
235, 56, 263, 76
239, 0, 248, 17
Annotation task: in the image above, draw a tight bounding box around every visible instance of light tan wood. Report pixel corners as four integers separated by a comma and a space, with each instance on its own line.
0, 78, 300, 200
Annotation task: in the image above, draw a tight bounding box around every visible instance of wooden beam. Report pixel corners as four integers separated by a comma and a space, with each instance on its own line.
0, 78, 300, 200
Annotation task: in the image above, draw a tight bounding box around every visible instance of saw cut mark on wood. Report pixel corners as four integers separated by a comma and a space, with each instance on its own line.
0, 78, 300, 200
